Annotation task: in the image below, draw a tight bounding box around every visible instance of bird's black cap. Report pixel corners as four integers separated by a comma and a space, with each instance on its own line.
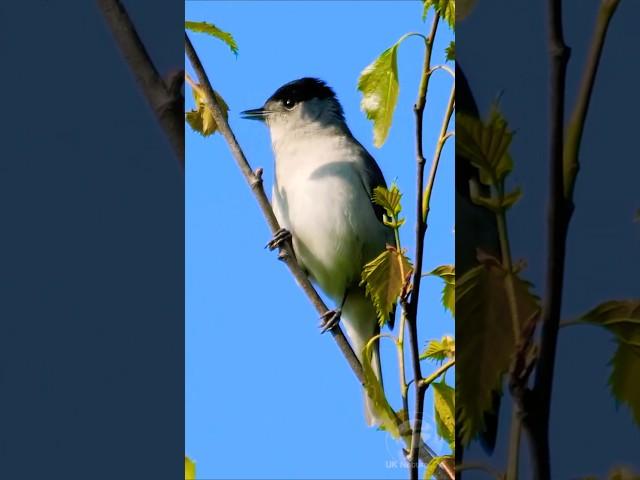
268, 77, 337, 104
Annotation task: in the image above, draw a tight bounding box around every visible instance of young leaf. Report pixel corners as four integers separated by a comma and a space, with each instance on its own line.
185, 455, 195, 480
372, 184, 402, 218
184, 21, 238, 55
456, 257, 540, 445
423, 1, 455, 29
429, 264, 455, 315
362, 340, 401, 437
424, 455, 453, 479
185, 84, 229, 137
577, 300, 640, 346
421, 335, 455, 362
361, 246, 413, 326
358, 43, 400, 148
457, 107, 514, 186
609, 340, 640, 426
445, 41, 455, 61
432, 381, 455, 445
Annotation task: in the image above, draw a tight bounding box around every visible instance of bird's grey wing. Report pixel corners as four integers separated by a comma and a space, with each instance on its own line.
353, 142, 388, 224
353, 142, 397, 330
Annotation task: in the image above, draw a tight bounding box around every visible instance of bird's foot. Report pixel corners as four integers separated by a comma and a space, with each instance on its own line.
319, 308, 341, 334
266, 228, 292, 251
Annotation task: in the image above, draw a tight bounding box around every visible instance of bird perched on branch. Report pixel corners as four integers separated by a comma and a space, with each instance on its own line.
242, 77, 395, 426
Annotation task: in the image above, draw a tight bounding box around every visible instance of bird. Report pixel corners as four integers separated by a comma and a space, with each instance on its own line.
241, 77, 395, 426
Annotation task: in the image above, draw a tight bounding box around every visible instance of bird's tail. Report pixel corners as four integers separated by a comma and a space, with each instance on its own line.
341, 289, 383, 427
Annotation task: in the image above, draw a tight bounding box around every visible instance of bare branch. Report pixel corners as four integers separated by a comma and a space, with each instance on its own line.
97, 0, 184, 169
523, 1, 572, 477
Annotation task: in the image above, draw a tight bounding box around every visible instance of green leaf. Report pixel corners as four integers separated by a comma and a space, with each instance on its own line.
362, 339, 400, 438
423, 1, 455, 29
185, 455, 195, 480
457, 107, 515, 186
577, 300, 640, 346
432, 381, 455, 445
429, 264, 455, 315
185, 21, 238, 55
456, 256, 540, 445
421, 335, 455, 362
361, 246, 413, 326
445, 41, 455, 61
424, 455, 453, 479
185, 84, 229, 137
372, 184, 402, 217
609, 340, 640, 427
358, 43, 400, 148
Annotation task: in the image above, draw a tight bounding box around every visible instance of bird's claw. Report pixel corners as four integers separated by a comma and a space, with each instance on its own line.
266, 228, 292, 251
319, 308, 341, 334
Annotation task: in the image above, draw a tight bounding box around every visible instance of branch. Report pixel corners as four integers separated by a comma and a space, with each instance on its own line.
524, 1, 572, 478
563, 0, 621, 199
525, 1, 621, 478
97, 0, 184, 169
405, 12, 440, 480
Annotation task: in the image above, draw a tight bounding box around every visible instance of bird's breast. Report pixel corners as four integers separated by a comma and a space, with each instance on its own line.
273, 145, 387, 301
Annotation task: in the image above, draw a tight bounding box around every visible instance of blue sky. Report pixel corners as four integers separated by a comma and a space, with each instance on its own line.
185, 2, 454, 478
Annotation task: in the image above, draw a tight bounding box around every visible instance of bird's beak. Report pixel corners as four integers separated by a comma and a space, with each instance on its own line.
240, 107, 268, 121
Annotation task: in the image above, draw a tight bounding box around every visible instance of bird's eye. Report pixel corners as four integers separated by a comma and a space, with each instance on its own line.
283, 98, 296, 110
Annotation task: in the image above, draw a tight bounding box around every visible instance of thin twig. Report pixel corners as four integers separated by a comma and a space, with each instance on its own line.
563, 0, 621, 199
406, 12, 440, 480
97, 0, 184, 169
419, 359, 455, 391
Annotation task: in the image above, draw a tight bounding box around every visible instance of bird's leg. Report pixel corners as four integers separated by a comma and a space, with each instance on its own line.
319, 291, 348, 334
265, 228, 292, 251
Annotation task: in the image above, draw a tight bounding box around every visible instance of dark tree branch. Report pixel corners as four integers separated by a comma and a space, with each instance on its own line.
524, 1, 572, 478
97, 0, 184, 169
522, 2, 621, 478
404, 12, 456, 480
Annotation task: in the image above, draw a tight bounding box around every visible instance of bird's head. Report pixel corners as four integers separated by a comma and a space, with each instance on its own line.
241, 78, 346, 139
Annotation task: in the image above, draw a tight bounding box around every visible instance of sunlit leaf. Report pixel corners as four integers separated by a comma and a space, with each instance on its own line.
578, 300, 640, 346
185, 84, 229, 137
185, 455, 195, 480
361, 246, 413, 326
456, 255, 540, 445
429, 264, 455, 315
609, 340, 640, 427
421, 335, 455, 362
358, 43, 400, 147
445, 41, 455, 61
362, 340, 400, 437
423, 1, 455, 29
372, 184, 403, 217
432, 381, 455, 445
424, 455, 453, 479
457, 107, 514, 186
185, 21, 238, 55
